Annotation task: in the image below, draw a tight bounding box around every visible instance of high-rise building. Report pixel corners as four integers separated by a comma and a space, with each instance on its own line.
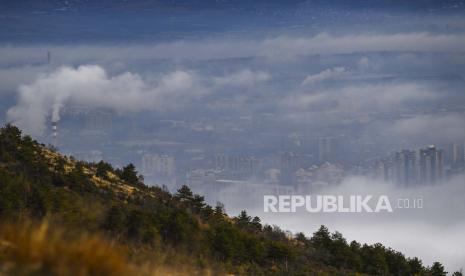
377, 146, 445, 186
142, 154, 175, 178
318, 137, 338, 163
419, 145, 443, 185
214, 154, 259, 179
279, 151, 303, 185
393, 150, 417, 187
377, 157, 395, 183
451, 142, 465, 169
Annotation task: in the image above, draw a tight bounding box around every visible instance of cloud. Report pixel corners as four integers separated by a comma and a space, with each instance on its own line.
0, 65, 51, 94
260, 32, 465, 58
283, 83, 437, 115
301, 67, 348, 86
214, 69, 271, 87
1, 32, 465, 64
383, 113, 465, 144
6, 65, 205, 136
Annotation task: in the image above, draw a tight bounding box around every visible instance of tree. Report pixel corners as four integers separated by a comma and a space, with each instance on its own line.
384, 249, 410, 276
2, 124, 21, 142
452, 270, 463, 276
191, 194, 206, 213
311, 225, 332, 249
104, 205, 127, 233
175, 185, 194, 202
330, 231, 352, 268
267, 241, 292, 267
408, 257, 424, 275
126, 209, 159, 244
295, 232, 307, 243
430, 262, 447, 276
347, 241, 362, 270
236, 210, 251, 227
96, 161, 113, 179
120, 163, 139, 185
214, 202, 225, 215
251, 216, 262, 232
360, 243, 389, 275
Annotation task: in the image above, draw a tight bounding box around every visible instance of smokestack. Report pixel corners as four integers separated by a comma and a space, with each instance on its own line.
51, 121, 58, 146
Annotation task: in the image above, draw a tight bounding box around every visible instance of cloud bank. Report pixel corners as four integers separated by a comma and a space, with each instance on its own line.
1, 32, 465, 64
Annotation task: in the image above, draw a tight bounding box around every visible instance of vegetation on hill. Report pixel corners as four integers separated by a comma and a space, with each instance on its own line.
0, 124, 454, 275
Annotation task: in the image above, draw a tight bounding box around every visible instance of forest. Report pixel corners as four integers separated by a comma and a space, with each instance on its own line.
0, 124, 456, 276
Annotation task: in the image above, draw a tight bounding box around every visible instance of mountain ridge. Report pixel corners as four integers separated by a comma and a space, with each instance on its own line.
0, 124, 450, 275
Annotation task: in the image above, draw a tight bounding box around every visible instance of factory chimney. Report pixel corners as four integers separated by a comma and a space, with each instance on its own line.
51, 121, 58, 147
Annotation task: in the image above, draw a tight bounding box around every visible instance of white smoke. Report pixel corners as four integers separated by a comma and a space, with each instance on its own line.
51, 102, 63, 123
6, 65, 205, 136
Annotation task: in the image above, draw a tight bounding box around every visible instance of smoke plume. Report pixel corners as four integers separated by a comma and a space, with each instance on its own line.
6, 65, 203, 136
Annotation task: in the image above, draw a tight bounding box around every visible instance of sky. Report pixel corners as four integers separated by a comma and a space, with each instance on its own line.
1, 0, 465, 272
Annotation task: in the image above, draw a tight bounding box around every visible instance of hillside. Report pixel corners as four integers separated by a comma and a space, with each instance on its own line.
0, 124, 449, 276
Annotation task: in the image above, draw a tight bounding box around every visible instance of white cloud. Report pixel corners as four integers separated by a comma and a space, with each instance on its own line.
384, 113, 465, 143
284, 83, 437, 114
301, 67, 347, 86
214, 69, 271, 87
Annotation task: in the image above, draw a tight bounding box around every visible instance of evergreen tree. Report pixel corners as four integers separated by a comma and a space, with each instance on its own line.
175, 185, 194, 202
408, 257, 424, 275
430, 262, 447, 276
236, 210, 251, 226
96, 160, 113, 179
120, 163, 139, 185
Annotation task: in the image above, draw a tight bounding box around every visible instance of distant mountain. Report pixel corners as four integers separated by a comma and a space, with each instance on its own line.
0, 124, 448, 275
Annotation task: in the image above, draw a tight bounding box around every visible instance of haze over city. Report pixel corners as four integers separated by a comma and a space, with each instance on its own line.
1, 0, 465, 273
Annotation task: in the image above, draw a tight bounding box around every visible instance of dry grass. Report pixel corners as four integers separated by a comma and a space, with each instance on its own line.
0, 221, 216, 276
0, 220, 132, 276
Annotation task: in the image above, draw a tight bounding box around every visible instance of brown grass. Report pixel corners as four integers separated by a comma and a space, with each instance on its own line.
0, 220, 132, 276
0, 221, 217, 276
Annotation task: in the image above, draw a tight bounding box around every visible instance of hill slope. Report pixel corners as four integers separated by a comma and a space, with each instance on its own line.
0, 124, 448, 275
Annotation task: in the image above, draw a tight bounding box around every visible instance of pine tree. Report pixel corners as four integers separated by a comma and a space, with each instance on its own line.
430, 262, 447, 276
